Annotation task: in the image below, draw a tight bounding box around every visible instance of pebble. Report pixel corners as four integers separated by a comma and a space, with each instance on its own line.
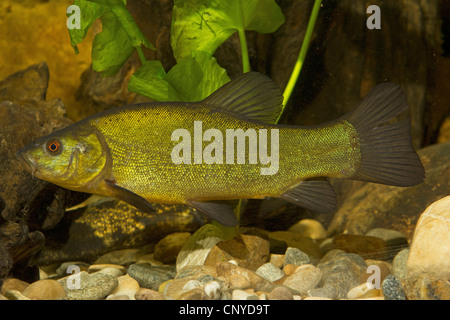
303, 296, 333, 300
267, 286, 293, 300
56, 261, 90, 277
1, 278, 29, 295
407, 196, 450, 279
39, 264, 59, 279
331, 234, 388, 260
381, 275, 407, 300
197, 274, 216, 284
60, 271, 118, 300
319, 238, 334, 255
4, 290, 30, 300
258, 292, 268, 300
392, 249, 409, 280
153, 232, 191, 264
365, 228, 408, 249
94, 267, 124, 278
127, 263, 176, 291
347, 282, 381, 299
22, 279, 66, 300
362, 259, 392, 287
87, 264, 126, 274
178, 287, 208, 300
232, 289, 259, 300
269, 254, 285, 268
284, 247, 310, 266
282, 264, 299, 276
288, 219, 327, 240
269, 231, 323, 264
106, 295, 129, 300
256, 263, 285, 282
163, 278, 199, 300
135, 288, 165, 300
403, 273, 450, 300
269, 238, 288, 254
282, 264, 322, 295
93, 248, 143, 265
204, 234, 270, 271
317, 250, 367, 299
136, 254, 165, 266
306, 287, 334, 299
175, 265, 217, 280
106, 274, 140, 300
176, 224, 226, 272
204, 280, 221, 300
215, 261, 276, 292
182, 279, 202, 291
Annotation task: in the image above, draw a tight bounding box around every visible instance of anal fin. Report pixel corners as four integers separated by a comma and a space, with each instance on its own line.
280, 180, 337, 213
104, 179, 155, 213
187, 200, 238, 227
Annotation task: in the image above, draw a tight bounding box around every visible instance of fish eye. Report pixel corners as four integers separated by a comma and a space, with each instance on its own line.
46, 139, 63, 155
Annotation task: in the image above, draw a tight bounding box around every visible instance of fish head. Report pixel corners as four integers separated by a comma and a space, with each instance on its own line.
16, 125, 109, 191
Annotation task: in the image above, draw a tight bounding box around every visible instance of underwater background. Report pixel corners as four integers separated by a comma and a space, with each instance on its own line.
0, 0, 448, 300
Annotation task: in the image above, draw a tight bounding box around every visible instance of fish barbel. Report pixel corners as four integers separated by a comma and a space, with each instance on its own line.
17, 72, 424, 226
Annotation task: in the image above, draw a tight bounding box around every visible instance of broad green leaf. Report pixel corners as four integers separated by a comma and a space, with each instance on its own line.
92, 10, 135, 76
97, 0, 156, 49
67, 0, 107, 54
128, 60, 180, 101
128, 51, 230, 102
171, 0, 285, 61
166, 51, 230, 101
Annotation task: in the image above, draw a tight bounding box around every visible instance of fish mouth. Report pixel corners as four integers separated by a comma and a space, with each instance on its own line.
16, 149, 38, 176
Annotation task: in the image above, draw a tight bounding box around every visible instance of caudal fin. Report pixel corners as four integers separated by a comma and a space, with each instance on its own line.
346, 83, 424, 187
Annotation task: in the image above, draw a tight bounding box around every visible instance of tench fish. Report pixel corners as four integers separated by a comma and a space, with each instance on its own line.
17, 72, 424, 226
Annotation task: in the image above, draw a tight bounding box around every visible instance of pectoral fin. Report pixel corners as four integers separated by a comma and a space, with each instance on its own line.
280, 180, 337, 213
187, 200, 238, 227
66, 194, 113, 212
104, 179, 155, 213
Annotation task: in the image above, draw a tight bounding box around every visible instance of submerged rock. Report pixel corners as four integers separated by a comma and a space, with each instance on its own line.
406, 196, 450, 279
34, 201, 205, 265
328, 142, 450, 240
0, 63, 71, 284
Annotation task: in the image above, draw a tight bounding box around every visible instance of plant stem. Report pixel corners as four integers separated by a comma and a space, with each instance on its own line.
237, 0, 250, 73
136, 46, 146, 65
277, 0, 322, 123
238, 28, 250, 73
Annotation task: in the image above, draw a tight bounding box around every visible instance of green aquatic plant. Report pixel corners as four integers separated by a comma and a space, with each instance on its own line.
68, 0, 285, 101
68, 0, 155, 76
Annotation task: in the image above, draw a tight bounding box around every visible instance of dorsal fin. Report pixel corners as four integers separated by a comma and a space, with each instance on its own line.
202, 72, 284, 124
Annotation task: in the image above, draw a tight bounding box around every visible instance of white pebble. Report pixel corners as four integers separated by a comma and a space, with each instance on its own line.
182, 280, 202, 291
347, 282, 381, 299
204, 281, 221, 300
232, 289, 259, 300
256, 263, 285, 282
